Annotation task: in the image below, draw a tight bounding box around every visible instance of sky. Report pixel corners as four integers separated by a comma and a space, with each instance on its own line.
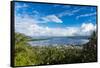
14, 2, 97, 37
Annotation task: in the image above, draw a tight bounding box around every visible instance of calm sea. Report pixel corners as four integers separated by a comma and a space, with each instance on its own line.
28, 36, 89, 46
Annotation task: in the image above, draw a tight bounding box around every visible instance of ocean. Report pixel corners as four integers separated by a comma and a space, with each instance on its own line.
28, 36, 89, 46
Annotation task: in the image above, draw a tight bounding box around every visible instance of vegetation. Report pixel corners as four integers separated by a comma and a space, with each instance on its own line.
82, 31, 97, 62
14, 31, 97, 66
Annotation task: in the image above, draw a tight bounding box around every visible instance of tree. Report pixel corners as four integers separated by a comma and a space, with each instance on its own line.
82, 31, 97, 62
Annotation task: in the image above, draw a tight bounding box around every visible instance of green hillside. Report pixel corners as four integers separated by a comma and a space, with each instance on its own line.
14, 31, 97, 66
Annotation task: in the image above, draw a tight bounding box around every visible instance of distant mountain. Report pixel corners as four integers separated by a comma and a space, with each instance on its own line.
66, 36, 90, 39
31, 35, 90, 40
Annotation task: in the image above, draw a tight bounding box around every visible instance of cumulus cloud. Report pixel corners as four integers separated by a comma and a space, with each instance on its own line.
15, 14, 96, 37
81, 23, 95, 32
16, 22, 77, 37
78, 23, 96, 36
15, 15, 96, 37
15, 15, 64, 36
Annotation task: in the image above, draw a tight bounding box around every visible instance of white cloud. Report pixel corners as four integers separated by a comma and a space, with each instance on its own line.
43, 15, 63, 23
15, 14, 96, 37
32, 11, 39, 14
58, 8, 83, 17
15, 17, 96, 37
15, 3, 96, 37
81, 23, 95, 32
15, 3, 28, 9
78, 23, 96, 36
58, 11, 73, 17
18, 24, 78, 37
53, 5, 70, 8
76, 12, 96, 19
15, 3, 29, 15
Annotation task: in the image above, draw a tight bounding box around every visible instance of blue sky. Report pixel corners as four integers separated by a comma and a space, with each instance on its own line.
15, 2, 97, 36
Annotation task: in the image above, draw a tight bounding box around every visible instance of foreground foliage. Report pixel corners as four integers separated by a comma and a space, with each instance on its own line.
14, 31, 97, 66
82, 31, 97, 62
